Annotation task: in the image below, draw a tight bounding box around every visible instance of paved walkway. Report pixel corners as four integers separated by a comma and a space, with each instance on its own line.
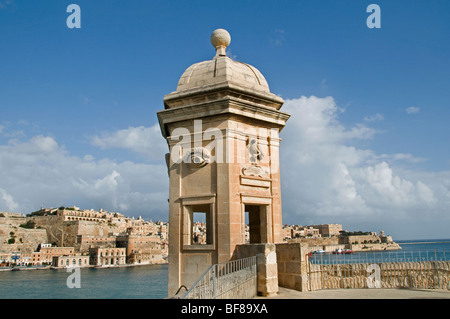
257, 287, 450, 299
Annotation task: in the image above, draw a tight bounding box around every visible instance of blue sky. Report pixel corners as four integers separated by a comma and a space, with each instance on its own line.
1, 0, 449, 240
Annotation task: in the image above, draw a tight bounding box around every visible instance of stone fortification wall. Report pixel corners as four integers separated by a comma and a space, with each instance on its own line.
0, 212, 23, 218
288, 235, 401, 252
30, 215, 123, 248
287, 237, 344, 253
0, 215, 48, 253
0, 215, 26, 227
350, 242, 402, 251
76, 235, 116, 252
341, 234, 380, 244
1, 212, 167, 258
31, 215, 65, 246
287, 237, 339, 246
61, 221, 122, 248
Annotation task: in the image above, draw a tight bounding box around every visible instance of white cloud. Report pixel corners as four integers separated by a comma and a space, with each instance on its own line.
0, 95, 449, 239
0, 134, 168, 220
0, 188, 19, 212
364, 113, 384, 122
226, 48, 237, 60
376, 153, 427, 164
280, 96, 449, 238
406, 106, 420, 114
269, 29, 285, 47
354, 161, 436, 208
0, 0, 14, 9
0, 123, 25, 140
91, 124, 167, 162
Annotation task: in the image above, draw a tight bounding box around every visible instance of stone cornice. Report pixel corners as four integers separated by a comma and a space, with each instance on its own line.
157, 96, 290, 138
163, 81, 284, 110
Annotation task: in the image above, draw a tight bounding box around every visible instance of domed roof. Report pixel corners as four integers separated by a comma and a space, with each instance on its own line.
176, 29, 271, 94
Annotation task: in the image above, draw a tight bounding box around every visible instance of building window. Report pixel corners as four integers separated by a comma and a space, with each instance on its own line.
245, 204, 269, 244
181, 196, 215, 250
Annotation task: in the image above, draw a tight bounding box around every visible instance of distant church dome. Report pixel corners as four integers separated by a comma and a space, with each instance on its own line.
176, 29, 271, 94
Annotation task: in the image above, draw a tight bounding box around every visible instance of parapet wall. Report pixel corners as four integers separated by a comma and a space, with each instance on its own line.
275, 242, 450, 292
309, 261, 450, 290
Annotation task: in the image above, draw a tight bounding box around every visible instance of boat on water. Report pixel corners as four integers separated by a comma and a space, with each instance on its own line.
332, 248, 354, 254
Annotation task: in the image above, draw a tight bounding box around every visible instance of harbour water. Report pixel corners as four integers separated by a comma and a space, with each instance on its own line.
0, 263, 168, 299
310, 238, 450, 264
1, 239, 449, 299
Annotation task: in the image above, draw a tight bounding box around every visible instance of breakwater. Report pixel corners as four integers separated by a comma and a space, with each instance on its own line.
400, 241, 450, 245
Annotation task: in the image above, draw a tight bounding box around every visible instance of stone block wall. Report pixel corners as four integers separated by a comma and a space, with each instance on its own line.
276, 243, 309, 292
232, 243, 278, 296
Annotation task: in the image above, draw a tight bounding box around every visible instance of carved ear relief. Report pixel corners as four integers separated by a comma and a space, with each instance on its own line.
248, 138, 264, 164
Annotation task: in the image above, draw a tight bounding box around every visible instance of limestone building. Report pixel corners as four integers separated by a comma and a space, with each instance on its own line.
32, 246, 75, 265
75, 234, 117, 252
52, 255, 90, 268
116, 231, 165, 265
158, 29, 290, 296
89, 247, 126, 266
312, 224, 343, 237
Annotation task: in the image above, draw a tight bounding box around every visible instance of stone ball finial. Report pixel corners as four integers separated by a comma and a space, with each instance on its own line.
211, 29, 231, 57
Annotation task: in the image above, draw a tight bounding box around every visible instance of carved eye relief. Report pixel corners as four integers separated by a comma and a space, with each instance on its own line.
190, 153, 208, 167
184, 148, 211, 168
192, 155, 204, 164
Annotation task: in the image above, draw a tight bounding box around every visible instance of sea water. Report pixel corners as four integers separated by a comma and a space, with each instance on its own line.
0, 263, 168, 299
309, 238, 450, 264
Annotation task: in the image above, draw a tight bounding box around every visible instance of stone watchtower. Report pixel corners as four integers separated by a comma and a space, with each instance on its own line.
157, 29, 290, 296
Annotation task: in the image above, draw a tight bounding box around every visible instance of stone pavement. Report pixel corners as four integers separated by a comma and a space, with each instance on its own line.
257, 287, 450, 299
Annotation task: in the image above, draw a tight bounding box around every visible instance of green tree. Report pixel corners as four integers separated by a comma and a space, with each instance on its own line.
19, 220, 36, 229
